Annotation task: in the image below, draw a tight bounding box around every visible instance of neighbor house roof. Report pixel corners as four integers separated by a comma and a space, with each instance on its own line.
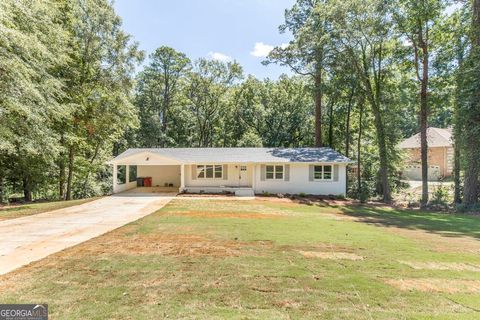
110, 147, 352, 164
398, 127, 453, 149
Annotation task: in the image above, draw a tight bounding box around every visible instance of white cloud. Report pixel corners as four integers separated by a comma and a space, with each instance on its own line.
207, 51, 232, 62
250, 42, 274, 58
250, 42, 289, 58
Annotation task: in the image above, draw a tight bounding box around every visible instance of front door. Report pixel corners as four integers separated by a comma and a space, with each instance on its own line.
239, 165, 248, 187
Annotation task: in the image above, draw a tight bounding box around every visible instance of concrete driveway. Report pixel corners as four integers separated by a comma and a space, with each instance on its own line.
0, 192, 175, 275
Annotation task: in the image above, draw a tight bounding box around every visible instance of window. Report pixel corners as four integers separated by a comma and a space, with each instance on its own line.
266, 165, 284, 180
117, 165, 126, 184
197, 165, 205, 178
206, 165, 213, 178
215, 165, 223, 178
197, 164, 222, 179
314, 165, 333, 181
129, 165, 137, 183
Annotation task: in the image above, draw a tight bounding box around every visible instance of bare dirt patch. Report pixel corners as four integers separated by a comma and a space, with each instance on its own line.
55, 229, 276, 259
400, 261, 480, 272
298, 250, 364, 260
385, 278, 480, 293
177, 193, 235, 198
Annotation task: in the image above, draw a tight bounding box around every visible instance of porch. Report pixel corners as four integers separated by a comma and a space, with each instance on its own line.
112, 162, 256, 196
183, 186, 254, 197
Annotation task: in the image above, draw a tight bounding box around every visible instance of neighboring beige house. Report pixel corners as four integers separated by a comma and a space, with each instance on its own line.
108, 148, 352, 196
398, 127, 453, 180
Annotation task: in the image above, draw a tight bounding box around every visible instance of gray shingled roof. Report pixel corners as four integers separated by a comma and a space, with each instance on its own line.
398, 127, 453, 149
112, 147, 352, 164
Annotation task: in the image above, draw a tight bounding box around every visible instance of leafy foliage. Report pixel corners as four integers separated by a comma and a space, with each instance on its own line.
0, 0, 478, 207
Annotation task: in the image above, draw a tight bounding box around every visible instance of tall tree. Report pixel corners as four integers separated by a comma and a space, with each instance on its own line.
0, 0, 68, 201
186, 58, 242, 147
434, 5, 471, 203
266, 0, 335, 147
135, 47, 191, 147
394, 0, 446, 207
61, 0, 143, 200
457, 0, 480, 205
332, 0, 397, 201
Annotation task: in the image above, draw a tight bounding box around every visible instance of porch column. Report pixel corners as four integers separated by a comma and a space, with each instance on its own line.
180, 164, 185, 191
252, 164, 256, 192
113, 164, 118, 193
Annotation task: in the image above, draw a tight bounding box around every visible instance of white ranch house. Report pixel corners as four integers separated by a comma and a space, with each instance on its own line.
108, 148, 352, 196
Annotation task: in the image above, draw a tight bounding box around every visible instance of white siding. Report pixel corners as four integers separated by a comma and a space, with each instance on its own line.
113, 162, 347, 195
184, 164, 253, 187
137, 165, 181, 187
253, 163, 347, 195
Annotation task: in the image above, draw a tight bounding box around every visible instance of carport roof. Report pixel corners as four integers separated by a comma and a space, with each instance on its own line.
110, 147, 352, 164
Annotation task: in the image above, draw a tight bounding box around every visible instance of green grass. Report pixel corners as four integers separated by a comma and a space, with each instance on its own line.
1, 199, 480, 319
0, 198, 98, 220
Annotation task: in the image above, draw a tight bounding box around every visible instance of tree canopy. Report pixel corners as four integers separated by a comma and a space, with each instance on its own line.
1, 0, 479, 209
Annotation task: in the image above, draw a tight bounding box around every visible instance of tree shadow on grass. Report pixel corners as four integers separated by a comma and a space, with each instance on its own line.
339, 204, 480, 240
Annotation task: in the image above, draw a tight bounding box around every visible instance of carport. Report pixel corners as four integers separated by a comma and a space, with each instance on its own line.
108, 149, 185, 194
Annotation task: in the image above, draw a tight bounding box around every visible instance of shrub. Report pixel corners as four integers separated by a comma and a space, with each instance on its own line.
348, 179, 375, 203
430, 184, 452, 207
405, 192, 420, 208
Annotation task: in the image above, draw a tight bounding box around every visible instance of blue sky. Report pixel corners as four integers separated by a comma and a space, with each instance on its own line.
114, 0, 295, 79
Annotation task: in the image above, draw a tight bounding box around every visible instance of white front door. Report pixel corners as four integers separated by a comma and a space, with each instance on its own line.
239, 165, 248, 187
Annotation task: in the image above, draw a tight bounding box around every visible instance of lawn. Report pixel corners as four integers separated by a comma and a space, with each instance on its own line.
0, 198, 98, 221
1, 198, 480, 319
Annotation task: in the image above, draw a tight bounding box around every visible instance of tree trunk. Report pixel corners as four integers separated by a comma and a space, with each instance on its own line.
314, 70, 323, 147
464, 138, 480, 205
453, 33, 465, 204
419, 42, 429, 208
0, 175, 4, 204
59, 159, 65, 200
345, 86, 355, 158
328, 100, 334, 148
58, 136, 66, 200
23, 175, 32, 202
370, 101, 391, 202
453, 143, 461, 203
463, 0, 480, 205
65, 145, 75, 200
357, 100, 364, 199
161, 113, 168, 148
357, 42, 391, 202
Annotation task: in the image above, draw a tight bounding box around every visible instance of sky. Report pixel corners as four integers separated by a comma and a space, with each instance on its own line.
113, 0, 295, 79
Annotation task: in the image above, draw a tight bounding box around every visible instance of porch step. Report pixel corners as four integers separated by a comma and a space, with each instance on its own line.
234, 189, 255, 197
183, 186, 254, 197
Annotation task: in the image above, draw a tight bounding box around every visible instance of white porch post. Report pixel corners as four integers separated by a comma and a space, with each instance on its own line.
252, 164, 256, 192
126, 165, 130, 183
180, 164, 185, 191
112, 164, 118, 193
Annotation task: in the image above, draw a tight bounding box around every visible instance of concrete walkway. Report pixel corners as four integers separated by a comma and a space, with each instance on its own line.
0, 192, 175, 275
